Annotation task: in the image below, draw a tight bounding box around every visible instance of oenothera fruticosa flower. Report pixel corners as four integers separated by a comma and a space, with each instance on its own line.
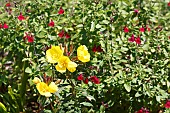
55, 56, 77, 73
77, 45, 90, 62
46, 46, 63, 63
36, 82, 58, 97
32, 77, 41, 84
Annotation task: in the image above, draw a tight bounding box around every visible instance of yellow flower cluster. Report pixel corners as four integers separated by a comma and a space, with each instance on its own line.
46, 45, 90, 73
33, 77, 58, 97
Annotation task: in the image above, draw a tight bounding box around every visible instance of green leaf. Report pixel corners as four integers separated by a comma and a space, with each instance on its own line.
90, 21, 95, 32
80, 102, 93, 107
124, 83, 131, 92
142, 44, 149, 50
102, 20, 109, 24
86, 95, 96, 101
25, 67, 32, 73
0, 102, 7, 113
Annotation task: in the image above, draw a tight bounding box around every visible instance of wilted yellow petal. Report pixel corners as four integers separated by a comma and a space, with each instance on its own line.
46, 46, 63, 63
32, 77, 41, 84
48, 82, 58, 93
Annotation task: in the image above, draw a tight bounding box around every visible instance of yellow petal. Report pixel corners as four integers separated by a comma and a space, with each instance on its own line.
55, 64, 67, 73
77, 45, 90, 62
48, 82, 58, 93
67, 61, 77, 72
32, 77, 41, 84
36, 82, 50, 96
46, 46, 63, 63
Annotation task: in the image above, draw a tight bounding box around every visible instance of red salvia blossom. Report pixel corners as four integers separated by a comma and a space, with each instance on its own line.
124, 26, 129, 33
139, 27, 145, 32
165, 100, 170, 108
135, 36, 141, 45
146, 25, 151, 32
18, 13, 25, 21
48, 20, 54, 27
24, 32, 34, 43
58, 30, 65, 38
90, 76, 100, 84
65, 33, 71, 39
77, 74, 84, 81
3, 23, 8, 29
136, 107, 149, 113
168, 2, 170, 6
83, 78, 89, 84
6, 3, 11, 7
92, 45, 103, 52
128, 34, 135, 42
58, 7, 64, 14
134, 9, 139, 14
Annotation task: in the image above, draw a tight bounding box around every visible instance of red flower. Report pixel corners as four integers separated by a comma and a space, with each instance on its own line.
58, 30, 65, 38
168, 2, 170, 7
90, 76, 100, 84
58, 7, 64, 15
3, 23, 8, 29
6, 3, 11, 7
136, 107, 149, 113
77, 74, 84, 81
83, 78, 89, 84
146, 25, 151, 32
135, 36, 141, 45
134, 9, 139, 14
165, 100, 170, 108
65, 33, 70, 39
24, 32, 34, 43
48, 20, 54, 27
92, 45, 103, 52
128, 34, 135, 42
139, 27, 145, 32
18, 13, 25, 21
124, 26, 129, 33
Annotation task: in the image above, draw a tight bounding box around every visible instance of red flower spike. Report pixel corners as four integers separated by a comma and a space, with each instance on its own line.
92, 45, 103, 52
128, 34, 135, 42
90, 76, 100, 84
18, 13, 25, 21
6, 3, 11, 7
96, 46, 103, 52
58, 30, 65, 38
77, 74, 84, 81
168, 2, 170, 7
134, 9, 139, 14
48, 20, 54, 27
3, 23, 8, 29
58, 7, 64, 15
92, 45, 97, 52
165, 100, 170, 108
65, 33, 70, 39
139, 27, 145, 32
24, 32, 34, 43
83, 78, 89, 84
124, 26, 129, 33
135, 36, 141, 45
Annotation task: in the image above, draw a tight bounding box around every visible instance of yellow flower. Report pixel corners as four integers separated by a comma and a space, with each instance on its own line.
32, 77, 41, 84
48, 82, 58, 93
55, 56, 77, 73
36, 82, 58, 97
46, 46, 63, 63
36, 82, 52, 97
77, 45, 90, 62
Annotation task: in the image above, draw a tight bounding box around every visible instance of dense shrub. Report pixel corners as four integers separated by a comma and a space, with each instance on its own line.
0, 0, 170, 113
